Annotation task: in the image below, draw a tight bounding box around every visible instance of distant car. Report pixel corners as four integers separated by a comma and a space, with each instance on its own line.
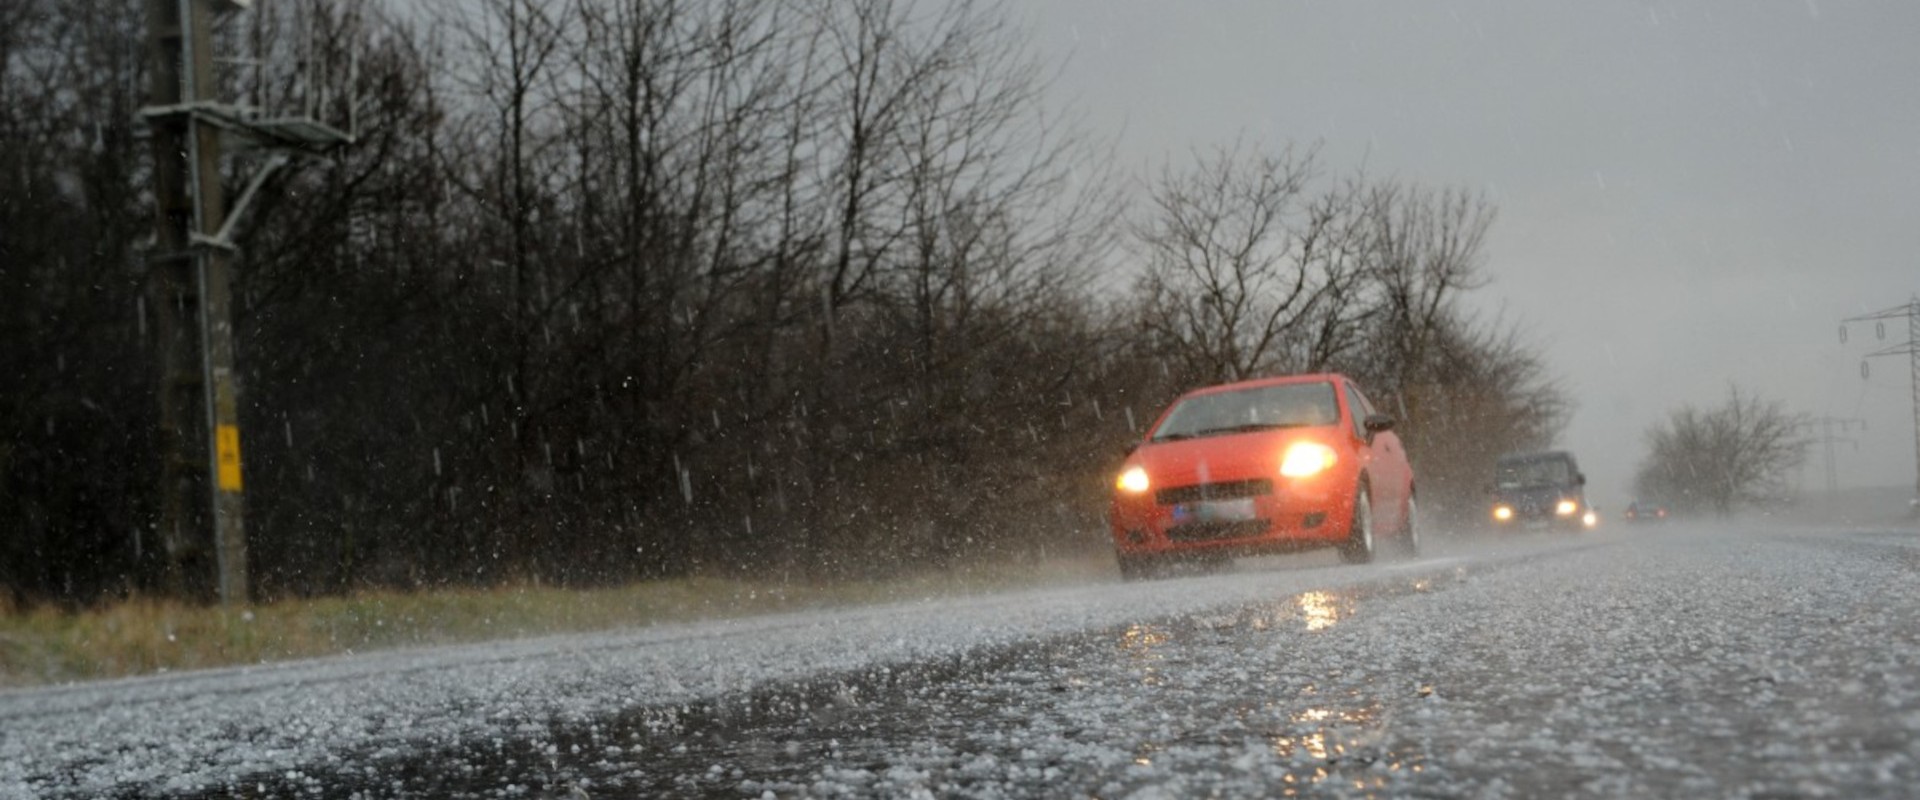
1622, 500, 1670, 523
1108, 373, 1416, 579
1488, 450, 1595, 532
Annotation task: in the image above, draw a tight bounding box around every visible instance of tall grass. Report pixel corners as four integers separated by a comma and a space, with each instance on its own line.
0, 555, 1115, 688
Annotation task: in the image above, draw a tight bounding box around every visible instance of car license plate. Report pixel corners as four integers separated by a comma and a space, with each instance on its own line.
1173, 498, 1256, 524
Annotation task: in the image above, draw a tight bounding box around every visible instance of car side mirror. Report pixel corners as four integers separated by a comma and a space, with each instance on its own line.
1121, 442, 1139, 457
1575, 472, 1587, 486
1363, 414, 1395, 433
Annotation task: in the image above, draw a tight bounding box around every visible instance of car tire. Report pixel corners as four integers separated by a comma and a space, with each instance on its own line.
1396, 494, 1421, 558
1339, 481, 1376, 565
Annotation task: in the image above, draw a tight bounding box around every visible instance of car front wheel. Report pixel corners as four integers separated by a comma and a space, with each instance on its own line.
1339, 483, 1376, 565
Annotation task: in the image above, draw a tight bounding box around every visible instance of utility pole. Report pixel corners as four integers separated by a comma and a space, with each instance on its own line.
143, 0, 351, 604
1798, 416, 1863, 515
1840, 295, 1920, 516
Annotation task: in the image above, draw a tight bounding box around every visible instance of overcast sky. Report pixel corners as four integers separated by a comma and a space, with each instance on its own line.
1021, 0, 1920, 505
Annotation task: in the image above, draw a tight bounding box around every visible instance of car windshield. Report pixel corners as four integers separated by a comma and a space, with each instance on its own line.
1150, 382, 1338, 441
1496, 457, 1574, 489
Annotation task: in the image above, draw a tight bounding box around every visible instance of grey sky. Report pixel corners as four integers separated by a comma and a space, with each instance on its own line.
1022, 0, 1920, 505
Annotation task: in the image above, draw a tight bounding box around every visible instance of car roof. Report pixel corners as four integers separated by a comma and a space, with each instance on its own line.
1180, 372, 1347, 398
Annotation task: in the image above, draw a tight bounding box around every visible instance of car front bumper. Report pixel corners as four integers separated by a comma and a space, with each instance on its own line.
1109, 487, 1352, 556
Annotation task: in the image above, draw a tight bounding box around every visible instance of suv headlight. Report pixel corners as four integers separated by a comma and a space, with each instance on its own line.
1556, 499, 1578, 516
1116, 466, 1150, 493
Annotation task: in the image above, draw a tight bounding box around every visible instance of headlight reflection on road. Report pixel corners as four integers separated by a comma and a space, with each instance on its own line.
1296, 590, 1353, 632
1290, 703, 1380, 725
1120, 623, 1168, 655
1268, 695, 1422, 790
1119, 623, 1169, 687
1282, 732, 1332, 760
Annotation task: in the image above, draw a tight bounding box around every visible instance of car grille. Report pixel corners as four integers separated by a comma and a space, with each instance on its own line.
1156, 479, 1273, 506
1167, 520, 1271, 542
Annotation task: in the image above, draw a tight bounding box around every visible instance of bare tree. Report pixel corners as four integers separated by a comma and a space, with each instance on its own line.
232, 2, 478, 594
436, 0, 573, 434
1133, 141, 1364, 383
1636, 386, 1807, 516
1357, 180, 1496, 391
0, 0, 156, 604
1335, 181, 1553, 521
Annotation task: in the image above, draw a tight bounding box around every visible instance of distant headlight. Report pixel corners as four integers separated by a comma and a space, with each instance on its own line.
1280, 442, 1337, 478
1116, 466, 1150, 494
1555, 499, 1578, 516
1493, 505, 1514, 522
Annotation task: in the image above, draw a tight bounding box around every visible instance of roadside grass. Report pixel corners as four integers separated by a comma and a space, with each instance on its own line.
0, 553, 1117, 689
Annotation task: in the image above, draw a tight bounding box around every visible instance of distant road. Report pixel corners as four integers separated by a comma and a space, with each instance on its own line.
5, 526, 1919, 798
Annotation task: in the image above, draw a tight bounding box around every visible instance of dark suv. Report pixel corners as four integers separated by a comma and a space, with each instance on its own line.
1489, 450, 1594, 532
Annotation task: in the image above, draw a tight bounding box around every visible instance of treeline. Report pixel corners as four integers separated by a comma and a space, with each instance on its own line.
1, 0, 1567, 607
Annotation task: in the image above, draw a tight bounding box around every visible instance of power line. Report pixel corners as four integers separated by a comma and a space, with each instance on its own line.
1839, 295, 1920, 514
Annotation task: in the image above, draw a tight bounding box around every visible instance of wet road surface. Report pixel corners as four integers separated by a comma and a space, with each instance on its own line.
11, 526, 1920, 798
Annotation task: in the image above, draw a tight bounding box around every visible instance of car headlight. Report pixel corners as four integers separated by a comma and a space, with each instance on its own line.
1582, 510, 1598, 528
1280, 442, 1337, 478
1493, 505, 1514, 521
1556, 499, 1578, 516
1116, 466, 1150, 494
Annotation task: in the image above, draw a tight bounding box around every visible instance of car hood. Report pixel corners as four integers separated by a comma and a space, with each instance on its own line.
1132, 428, 1335, 489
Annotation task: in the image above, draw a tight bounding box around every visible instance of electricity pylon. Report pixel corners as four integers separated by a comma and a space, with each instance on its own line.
1840, 296, 1920, 513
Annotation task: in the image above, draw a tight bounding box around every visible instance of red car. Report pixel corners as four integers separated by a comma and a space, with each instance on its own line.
1108, 373, 1417, 579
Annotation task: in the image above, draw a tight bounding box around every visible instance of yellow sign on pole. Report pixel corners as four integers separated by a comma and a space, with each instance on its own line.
216, 424, 243, 491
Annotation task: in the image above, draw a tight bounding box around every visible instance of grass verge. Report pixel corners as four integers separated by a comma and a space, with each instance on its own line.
0, 554, 1117, 689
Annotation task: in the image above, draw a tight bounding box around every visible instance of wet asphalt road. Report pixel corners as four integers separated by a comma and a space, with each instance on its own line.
19, 524, 1920, 799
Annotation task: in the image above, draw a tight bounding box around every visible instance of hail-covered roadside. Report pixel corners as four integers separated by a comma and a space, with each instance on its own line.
5, 529, 1918, 799
0, 546, 1449, 798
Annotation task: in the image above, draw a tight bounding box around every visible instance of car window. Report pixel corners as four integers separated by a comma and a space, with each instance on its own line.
1151, 382, 1339, 441
1496, 457, 1573, 488
1343, 382, 1371, 440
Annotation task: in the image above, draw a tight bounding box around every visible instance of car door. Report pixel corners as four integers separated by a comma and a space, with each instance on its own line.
1344, 381, 1410, 528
